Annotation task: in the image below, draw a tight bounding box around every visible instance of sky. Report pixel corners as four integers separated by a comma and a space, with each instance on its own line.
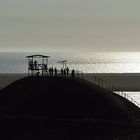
0, 0, 140, 52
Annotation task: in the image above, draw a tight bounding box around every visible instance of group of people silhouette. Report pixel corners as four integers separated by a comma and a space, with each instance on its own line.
29, 59, 75, 78
49, 67, 75, 78
60, 67, 69, 77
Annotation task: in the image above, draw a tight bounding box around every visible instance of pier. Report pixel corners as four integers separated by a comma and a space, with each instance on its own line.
0, 54, 139, 109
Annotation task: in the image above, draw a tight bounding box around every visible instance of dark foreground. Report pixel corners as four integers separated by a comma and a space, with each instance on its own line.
0, 116, 140, 140
0, 76, 139, 139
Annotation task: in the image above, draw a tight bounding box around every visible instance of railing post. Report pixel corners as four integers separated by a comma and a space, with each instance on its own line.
82, 73, 140, 108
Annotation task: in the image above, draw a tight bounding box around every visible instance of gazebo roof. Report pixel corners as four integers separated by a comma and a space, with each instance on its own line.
57, 60, 67, 63
26, 54, 50, 58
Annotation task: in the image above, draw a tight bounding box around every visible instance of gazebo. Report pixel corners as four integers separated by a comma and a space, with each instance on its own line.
57, 60, 67, 69
26, 54, 50, 76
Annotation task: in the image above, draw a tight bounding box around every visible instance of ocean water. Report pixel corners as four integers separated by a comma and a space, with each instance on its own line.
127, 92, 140, 104
1, 52, 140, 73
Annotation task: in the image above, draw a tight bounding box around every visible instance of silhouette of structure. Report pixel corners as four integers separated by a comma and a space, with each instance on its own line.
57, 60, 67, 69
26, 54, 50, 76
25, 54, 140, 108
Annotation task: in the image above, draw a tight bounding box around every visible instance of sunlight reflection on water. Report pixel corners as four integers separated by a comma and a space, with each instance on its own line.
1, 52, 140, 73
126, 92, 140, 104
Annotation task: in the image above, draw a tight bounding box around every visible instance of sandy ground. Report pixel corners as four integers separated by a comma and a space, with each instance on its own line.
0, 73, 140, 91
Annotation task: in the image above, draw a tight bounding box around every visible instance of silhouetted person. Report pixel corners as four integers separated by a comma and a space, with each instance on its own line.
71, 69, 75, 78
54, 67, 57, 76
34, 60, 37, 69
49, 68, 52, 76
51, 67, 54, 76
44, 64, 47, 72
66, 67, 69, 77
42, 64, 47, 71
64, 69, 66, 77
61, 68, 63, 77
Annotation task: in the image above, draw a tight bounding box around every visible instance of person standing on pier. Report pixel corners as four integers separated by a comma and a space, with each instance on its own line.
49, 68, 52, 76
34, 60, 37, 69
54, 67, 57, 76
66, 67, 69, 77
61, 68, 63, 77
71, 69, 75, 78
51, 67, 54, 76
64, 69, 66, 77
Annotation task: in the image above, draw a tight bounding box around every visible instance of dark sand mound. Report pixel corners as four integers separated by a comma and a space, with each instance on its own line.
0, 77, 140, 139
0, 76, 139, 122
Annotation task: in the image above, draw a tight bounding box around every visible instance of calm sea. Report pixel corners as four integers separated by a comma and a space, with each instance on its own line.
1, 52, 140, 73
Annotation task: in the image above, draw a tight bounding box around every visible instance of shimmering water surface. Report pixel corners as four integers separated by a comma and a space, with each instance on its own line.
0, 52, 140, 73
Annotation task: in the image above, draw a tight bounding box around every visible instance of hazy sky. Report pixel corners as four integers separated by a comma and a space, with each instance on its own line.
0, 0, 140, 52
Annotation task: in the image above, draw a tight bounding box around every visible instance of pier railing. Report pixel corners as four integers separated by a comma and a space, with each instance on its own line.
46, 70, 85, 79
31, 69, 140, 108
116, 91, 140, 107
75, 72, 140, 108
